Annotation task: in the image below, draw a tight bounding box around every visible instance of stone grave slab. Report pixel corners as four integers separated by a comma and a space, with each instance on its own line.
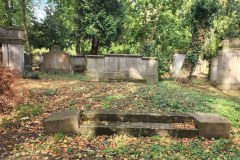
43, 109, 81, 134
191, 113, 231, 138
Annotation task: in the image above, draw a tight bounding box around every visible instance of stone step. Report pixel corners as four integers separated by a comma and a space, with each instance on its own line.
82, 110, 194, 123
78, 121, 199, 138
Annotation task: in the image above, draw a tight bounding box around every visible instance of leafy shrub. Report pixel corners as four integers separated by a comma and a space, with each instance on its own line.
24, 71, 40, 79
0, 66, 20, 113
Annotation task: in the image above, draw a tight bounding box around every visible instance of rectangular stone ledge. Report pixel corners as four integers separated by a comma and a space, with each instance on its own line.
43, 109, 81, 134
191, 113, 231, 139
85, 55, 105, 59
142, 57, 158, 61
105, 54, 143, 58
83, 110, 195, 123
86, 72, 158, 84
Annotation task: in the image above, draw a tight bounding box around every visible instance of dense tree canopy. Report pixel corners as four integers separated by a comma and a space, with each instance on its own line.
75, 0, 124, 54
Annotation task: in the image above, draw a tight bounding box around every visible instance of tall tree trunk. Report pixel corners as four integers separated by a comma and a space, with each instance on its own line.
21, 0, 32, 65
75, 0, 81, 55
76, 37, 81, 55
91, 37, 99, 55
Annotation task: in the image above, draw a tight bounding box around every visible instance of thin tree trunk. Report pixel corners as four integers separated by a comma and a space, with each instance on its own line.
21, 0, 32, 65
75, 0, 81, 55
141, 3, 147, 54
76, 37, 81, 55
91, 37, 99, 55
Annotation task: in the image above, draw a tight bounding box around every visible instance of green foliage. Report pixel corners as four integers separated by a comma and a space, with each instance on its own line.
190, 0, 219, 29
75, 0, 124, 49
29, 7, 72, 49
24, 71, 40, 79
53, 132, 65, 143
104, 139, 240, 159
37, 72, 86, 81
185, 0, 219, 73
1, 117, 17, 128
202, 29, 220, 59
186, 51, 199, 67
0, 0, 32, 26
16, 104, 42, 117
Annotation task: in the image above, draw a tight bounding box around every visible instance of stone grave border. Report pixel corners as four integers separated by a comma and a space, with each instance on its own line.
43, 110, 231, 139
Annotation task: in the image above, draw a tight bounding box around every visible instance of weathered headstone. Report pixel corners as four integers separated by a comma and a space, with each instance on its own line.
41, 45, 70, 73
171, 53, 186, 78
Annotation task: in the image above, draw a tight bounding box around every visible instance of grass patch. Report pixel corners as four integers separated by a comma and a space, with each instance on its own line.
24, 71, 40, 79
123, 81, 240, 127
1, 118, 17, 128
38, 72, 86, 81
103, 139, 240, 159
53, 132, 65, 143
102, 103, 112, 110
29, 88, 57, 97
16, 104, 42, 117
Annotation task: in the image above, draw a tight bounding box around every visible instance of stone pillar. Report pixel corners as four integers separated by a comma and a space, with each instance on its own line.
0, 26, 25, 75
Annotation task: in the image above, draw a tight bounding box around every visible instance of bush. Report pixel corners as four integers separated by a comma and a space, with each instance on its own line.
24, 71, 40, 79
0, 66, 20, 113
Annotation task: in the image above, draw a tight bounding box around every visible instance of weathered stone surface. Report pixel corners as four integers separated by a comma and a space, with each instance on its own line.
216, 48, 240, 90
42, 46, 70, 73
0, 25, 25, 75
221, 38, 240, 48
209, 57, 219, 81
79, 122, 198, 138
83, 110, 194, 123
43, 110, 81, 134
191, 113, 231, 139
69, 56, 86, 73
171, 53, 186, 78
210, 38, 240, 90
42, 110, 231, 139
85, 54, 158, 84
